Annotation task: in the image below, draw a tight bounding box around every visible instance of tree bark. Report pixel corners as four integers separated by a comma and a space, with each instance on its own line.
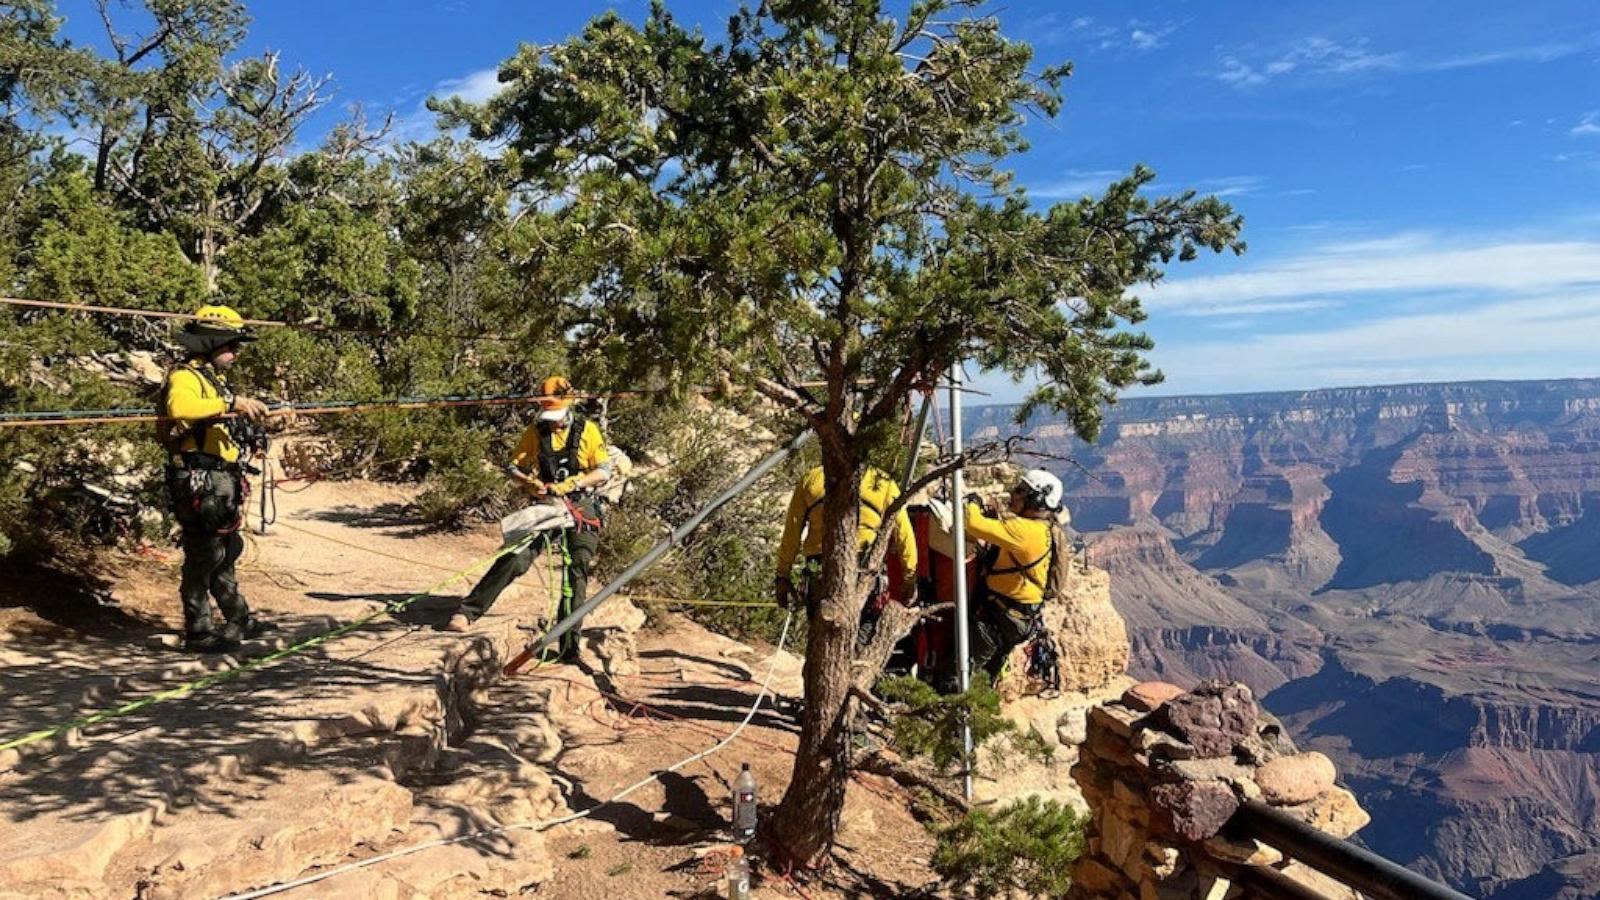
769, 433, 866, 869
852, 601, 952, 694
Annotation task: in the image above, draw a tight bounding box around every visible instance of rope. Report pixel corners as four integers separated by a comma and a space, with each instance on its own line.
271, 519, 772, 611
217, 609, 795, 900
0, 382, 843, 429
0, 295, 520, 343
0, 391, 581, 428
268, 520, 472, 578
0, 532, 539, 755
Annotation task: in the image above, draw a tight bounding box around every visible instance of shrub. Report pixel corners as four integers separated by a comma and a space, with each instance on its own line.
876, 676, 1053, 774
932, 797, 1087, 899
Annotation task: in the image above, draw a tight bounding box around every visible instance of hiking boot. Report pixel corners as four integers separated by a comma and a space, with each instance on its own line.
183, 632, 237, 654
443, 614, 471, 633
222, 616, 275, 643
245, 617, 277, 637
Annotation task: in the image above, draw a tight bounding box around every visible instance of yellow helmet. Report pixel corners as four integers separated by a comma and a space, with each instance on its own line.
192, 304, 249, 332
177, 303, 257, 356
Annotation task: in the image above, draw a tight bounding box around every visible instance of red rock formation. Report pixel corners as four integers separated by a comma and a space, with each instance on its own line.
967, 378, 1600, 898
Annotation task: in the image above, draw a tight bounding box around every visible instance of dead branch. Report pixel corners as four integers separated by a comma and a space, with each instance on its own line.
855, 749, 969, 812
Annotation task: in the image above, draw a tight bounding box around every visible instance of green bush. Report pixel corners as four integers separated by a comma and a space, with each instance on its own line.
592, 404, 809, 646
933, 797, 1087, 899
876, 676, 1053, 774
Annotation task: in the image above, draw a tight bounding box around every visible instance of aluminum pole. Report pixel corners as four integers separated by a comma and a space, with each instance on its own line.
899, 392, 933, 489
505, 429, 815, 674
948, 363, 974, 801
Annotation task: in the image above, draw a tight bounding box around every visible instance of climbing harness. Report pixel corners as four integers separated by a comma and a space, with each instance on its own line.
1025, 625, 1062, 695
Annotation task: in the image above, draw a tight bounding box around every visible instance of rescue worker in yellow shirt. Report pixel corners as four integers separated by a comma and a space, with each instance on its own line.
774, 465, 918, 631
446, 377, 612, 660
950, 469, 1064, 688
160, 304, 276, 653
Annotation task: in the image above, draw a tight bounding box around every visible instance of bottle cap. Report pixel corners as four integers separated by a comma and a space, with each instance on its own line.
741, 762, 750, 770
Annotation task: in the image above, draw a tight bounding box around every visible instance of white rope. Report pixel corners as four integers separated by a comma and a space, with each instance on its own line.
219, 610, 795, 900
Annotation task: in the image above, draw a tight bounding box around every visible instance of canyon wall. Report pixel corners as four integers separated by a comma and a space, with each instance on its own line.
968, 378, 1600, 899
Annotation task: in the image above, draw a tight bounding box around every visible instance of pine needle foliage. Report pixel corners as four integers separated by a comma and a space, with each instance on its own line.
877, 675, 1052, 774
933, 797, 1087, 899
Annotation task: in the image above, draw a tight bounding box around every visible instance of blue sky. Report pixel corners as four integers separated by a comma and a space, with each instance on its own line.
56, 1, 1600, 400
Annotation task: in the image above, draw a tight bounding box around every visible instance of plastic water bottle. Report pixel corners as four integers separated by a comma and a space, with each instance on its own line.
732, 762, 758, 844
725, 845, 751, 899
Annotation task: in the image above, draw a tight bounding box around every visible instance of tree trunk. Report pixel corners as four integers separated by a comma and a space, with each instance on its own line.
852, 600, 950, 694
769, 440, 865, 869
199, 217, 219, 294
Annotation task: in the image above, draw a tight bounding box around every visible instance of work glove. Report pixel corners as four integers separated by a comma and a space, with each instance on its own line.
231, 396, 270, 423
774, 576, 794, 610
550, 478, 576, 497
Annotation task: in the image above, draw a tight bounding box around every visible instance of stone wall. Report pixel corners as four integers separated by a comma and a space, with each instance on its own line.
1068, 680, 1371, 900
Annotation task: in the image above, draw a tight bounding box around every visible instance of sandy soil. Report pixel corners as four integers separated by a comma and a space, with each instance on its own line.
0, 477, 945, 899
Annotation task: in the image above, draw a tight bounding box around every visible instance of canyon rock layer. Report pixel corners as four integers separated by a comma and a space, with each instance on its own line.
969, 378, 1600, 899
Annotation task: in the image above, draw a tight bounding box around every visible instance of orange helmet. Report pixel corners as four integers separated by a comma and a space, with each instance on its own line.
538, 375, 574, 422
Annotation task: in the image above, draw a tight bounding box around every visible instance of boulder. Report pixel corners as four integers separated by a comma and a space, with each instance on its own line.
1235, 710, 1300, 766
1255, 752, 1336, 806
1283, 786, 1370, 840
1057, 706, 1089, 745
1150, 781, 1240, 842
580, 627, 639, 678
1122, 681, 1187, 713
1148, 682, 1259, 759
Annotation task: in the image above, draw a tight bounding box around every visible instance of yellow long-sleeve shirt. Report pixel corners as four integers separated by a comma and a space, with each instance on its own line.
164, 360, 238, 463
776, 466, 916, 578
965, 502, 1052, 605
510, 418, 610, 493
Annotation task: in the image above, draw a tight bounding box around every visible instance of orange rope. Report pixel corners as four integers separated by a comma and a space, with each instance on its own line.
0, 295, 517, 342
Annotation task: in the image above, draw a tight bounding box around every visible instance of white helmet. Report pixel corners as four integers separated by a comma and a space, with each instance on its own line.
1018, 468, 1064, 512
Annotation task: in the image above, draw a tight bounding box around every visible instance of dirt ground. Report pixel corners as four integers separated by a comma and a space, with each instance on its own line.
0, 478, 946, 899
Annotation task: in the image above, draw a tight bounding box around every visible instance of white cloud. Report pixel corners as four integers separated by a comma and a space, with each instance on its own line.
1030, 169, 1126, 199
1172, 299, 1338, 318
433, 67, 504, 105
1147, 175, 1268, 197
1130, 29, 1163, 51
1260, 37, 1400, 78
1216, 38, 1580, 88
1148, 234, 1600, 315
1151, 289, 1600, 394
1121, 20, 1179, 52
1054, 17, 1179, 54
1573, 112, 1600, 136
1217, 57, 1266, 87
1197, 175, 1265, 197
1038, 172, 1265, 201
389, 66, 505, 143
1427, 43, 1579, 70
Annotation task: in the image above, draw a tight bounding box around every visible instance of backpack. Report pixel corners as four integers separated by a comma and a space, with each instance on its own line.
1041, 522, 1074, 606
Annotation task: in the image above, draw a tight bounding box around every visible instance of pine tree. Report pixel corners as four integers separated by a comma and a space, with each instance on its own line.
440, 0, 1243, 866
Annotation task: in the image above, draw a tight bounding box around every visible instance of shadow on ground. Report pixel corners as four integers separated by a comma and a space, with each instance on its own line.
302, 503, 455, 538
0, 621, 430, 825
